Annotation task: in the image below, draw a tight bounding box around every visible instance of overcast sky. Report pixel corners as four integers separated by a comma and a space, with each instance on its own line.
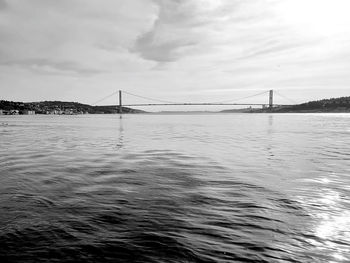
0, 0, 350, 109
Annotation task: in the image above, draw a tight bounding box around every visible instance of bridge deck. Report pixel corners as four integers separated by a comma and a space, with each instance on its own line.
123, 103, 292, 107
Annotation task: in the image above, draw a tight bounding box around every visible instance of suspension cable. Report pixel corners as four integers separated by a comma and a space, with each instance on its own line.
93, 89, 276, 106
213, 90, 269, 104
122, 90, 180, 104
274, 91, 298, 104
91, 91, 118, 106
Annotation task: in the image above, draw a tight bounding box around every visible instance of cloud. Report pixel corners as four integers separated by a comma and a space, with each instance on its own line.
2, 58, 104, 75
134, 33, 196, 62
0, 0, 7, 9
0, 0, 155, 74
0, 0, 350, 105
132, 0, 224, 62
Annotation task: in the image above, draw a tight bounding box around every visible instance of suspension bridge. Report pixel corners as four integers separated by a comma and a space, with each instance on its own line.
92, 90, 297, 113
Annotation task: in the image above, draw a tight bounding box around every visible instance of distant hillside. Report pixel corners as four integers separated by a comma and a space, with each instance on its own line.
271, 96, 350, 113
0, 100, 145, 114
92, 105, 145, 114
219, 96, 350, 113
220, 107, 255, 113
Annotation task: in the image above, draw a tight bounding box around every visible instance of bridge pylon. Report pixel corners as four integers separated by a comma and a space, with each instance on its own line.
269, 90, 273, 108
119, 90, 122, 114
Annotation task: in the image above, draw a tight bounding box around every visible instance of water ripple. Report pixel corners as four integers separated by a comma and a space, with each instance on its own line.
1, 114, 349, 262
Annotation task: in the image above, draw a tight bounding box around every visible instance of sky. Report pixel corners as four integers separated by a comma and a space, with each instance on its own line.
0, 0, 350, 110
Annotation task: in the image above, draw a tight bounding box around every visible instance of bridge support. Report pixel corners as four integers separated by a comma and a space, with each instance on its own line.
269, 90, 273, 109
119, 90, 122, 114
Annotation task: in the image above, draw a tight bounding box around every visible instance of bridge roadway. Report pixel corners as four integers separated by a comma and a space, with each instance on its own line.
122, 103, 292, 107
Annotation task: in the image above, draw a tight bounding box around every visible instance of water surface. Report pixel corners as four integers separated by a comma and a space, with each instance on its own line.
1, 113, 349, 262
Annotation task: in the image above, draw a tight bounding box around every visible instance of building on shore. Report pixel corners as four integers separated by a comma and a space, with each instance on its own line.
0, 109, 3, 115
23, 110, 36, 115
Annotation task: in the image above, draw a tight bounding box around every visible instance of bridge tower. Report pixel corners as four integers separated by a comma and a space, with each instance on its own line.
269, 90, 273, 108
119, 90, 122, 114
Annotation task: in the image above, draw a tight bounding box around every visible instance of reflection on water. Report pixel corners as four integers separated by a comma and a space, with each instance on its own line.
296, 170, 350, 262
116, 116, 124, 150
316, 212, 350, 239
314, 188, 350, 261
0, 113, 349, 262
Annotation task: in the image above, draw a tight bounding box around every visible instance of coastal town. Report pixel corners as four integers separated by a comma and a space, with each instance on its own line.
0, 100, 144, 115
0, 101, 89, 115
1, 96, 350, 115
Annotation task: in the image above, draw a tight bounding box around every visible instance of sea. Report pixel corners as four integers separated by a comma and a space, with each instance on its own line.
0, 113, 349, 262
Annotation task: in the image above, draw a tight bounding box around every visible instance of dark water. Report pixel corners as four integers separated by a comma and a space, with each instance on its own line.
0, 114, 349, 262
